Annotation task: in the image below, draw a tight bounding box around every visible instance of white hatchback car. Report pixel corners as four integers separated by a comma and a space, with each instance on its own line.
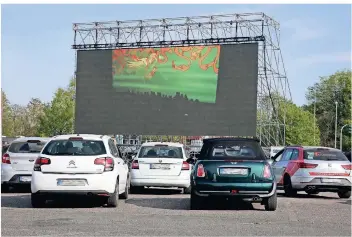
130, 142, 192, 193
2, 137, 49, 191
31, 134, 130, 208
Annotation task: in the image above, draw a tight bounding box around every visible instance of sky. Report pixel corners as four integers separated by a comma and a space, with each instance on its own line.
1, 4, 351, 106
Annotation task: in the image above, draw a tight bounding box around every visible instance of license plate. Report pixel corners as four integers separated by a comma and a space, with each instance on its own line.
57, 179, 86, 186
150, 164, 170, 170
322, 178, 341, 183
19, 176, 32, 182
220, 168, 248, 175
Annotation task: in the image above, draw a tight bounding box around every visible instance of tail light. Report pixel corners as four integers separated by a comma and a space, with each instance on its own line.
181, 161, 190, 170
33, 157, 51, 171
196, 164, 205, 177
263, 165, 271, 178
2, 153, 11, 164
299, 163, 318, 169
341, 164, 352, 170
131, 160, 139, 169
94, 157, 114, 171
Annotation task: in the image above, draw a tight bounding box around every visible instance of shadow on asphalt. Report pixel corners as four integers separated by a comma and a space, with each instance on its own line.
1, 194, 114, 209
339, 199, 351, 205
277, 193, 339, 200
130, 187, 183, 195
126, 197, 259, 211
1, 185, 31, 194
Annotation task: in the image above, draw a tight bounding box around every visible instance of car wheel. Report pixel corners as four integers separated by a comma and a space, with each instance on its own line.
130, 185, 144, 194
306, 190, 319, 195
119, 177, 129, 200
283, 176, 297, 197
190, 190, 204, 210
183, 186, 192, 194
264, 193, 277, 211
31, 193, 46, 208
337, 190, 351, 199
106, 179, 119, 207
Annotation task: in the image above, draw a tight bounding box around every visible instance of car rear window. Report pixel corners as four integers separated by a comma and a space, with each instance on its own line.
205, 140, 266, 160
303, 148, 348, 161
8, 140, 46, 153
42, 140, 106, 156
138, 145, 183, 158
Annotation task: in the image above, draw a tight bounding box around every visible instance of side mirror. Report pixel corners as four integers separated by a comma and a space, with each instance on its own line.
195, 153, 200, 159
267, 159, 274, 165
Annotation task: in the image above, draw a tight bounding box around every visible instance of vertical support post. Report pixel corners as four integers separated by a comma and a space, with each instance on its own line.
335, 101, 338, 148
95, 22, 98, 45
117, 21, 120, 44
210, 16, 213, 38
139, 20, 143, 43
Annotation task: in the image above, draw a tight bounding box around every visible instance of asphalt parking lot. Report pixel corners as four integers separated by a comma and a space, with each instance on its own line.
1, 188, 351, 236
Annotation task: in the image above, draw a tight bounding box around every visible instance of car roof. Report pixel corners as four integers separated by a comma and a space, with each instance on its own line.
286, 146, 341, 151
203, 137, 260, 143
12, 137, 50, 142
51, 134, 109, 141
141, 142, 184, 147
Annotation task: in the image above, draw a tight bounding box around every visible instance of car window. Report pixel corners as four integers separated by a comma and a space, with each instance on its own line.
290, 149, 299, 160
42, 140, 106, 156
303, 148, 348, 161
202, 140, 266, 160
281, 149, 293, 161
138, 145, 183, 158
8, 140, 46, 153
108, 139, 119, 157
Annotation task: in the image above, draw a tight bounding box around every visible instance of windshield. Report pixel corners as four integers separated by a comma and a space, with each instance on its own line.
207, 140, 266, 160
138, 146, 183, 158
42, 140, 106, 156
8, 141, 46, 153
303, 148, 348, 161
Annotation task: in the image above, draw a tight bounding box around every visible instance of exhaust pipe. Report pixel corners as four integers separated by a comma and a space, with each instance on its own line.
306, 186, 316, 190
253, 197, 259, 201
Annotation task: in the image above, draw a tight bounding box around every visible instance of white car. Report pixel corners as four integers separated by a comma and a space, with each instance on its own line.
130, 142, 192, 193
30, 134, 130, 208
2, 137, 49, 192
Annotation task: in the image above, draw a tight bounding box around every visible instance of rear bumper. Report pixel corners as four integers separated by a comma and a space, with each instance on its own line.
31, 171, 117, 194
131, 177, 190, 188
291, 176, 352, 191
33, 190, 111, 198
192, 181, 277, 200
1, 165, 32, 184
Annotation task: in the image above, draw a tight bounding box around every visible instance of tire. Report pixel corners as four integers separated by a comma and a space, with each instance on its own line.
119, 176, 129, 200
264, 193, 277, 211
190, 190, 204, 210
31, 193, 46, 208
183, 186, 192, 194
283, 176, 297, 197
106, 179, 119, 207
337, 190, 351, 199
1, 183, 10, 193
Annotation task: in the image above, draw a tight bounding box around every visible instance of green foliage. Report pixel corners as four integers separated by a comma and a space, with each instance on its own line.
304, 70, 351, 150
1, 90, 14, 136
37, 78, 76, 136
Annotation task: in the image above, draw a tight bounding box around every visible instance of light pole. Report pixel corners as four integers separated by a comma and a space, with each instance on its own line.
313, 89, 316, 144
340, 124, 351, 150
334, 101, 338, 148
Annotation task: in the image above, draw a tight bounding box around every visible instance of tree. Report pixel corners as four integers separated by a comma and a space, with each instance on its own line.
23, 98, 46, 136
1, 90, 14, 136
37, 78, 76, 136
304, 70, 351, 150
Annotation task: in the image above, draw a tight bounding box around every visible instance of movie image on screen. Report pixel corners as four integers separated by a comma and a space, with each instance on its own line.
112, 46, 220, 103
75, 43, 259, 136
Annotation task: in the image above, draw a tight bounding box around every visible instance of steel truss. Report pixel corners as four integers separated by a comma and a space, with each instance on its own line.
72, 12, 292, 146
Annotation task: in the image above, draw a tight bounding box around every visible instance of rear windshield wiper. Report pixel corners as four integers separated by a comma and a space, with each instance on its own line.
54, 152, 75, 155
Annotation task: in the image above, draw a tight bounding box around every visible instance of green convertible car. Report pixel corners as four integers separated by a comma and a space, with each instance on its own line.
189, 137, 277, 211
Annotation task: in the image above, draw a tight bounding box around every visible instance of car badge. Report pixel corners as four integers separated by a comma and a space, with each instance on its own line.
328, 163, 332, 167
212, 174, 217, 182
67, 160, 77, 168
159, 159, 162, 163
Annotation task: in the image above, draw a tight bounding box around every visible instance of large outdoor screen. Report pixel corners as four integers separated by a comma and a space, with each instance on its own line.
75, 43, 258, 136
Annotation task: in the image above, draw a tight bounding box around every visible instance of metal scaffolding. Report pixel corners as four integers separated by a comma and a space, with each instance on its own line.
72, 12, 292, 146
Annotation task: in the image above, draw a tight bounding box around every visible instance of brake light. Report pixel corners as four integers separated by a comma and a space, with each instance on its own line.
263, 165, 271, 178
33, 157, 51, 171
299, 163, 318, 169
196, 164, 205, 177
341, 164, 352, 170
2, 153, 11, 164
131, 160, 139, 169
181, 161, 190, 170
94, 157, 114, 171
